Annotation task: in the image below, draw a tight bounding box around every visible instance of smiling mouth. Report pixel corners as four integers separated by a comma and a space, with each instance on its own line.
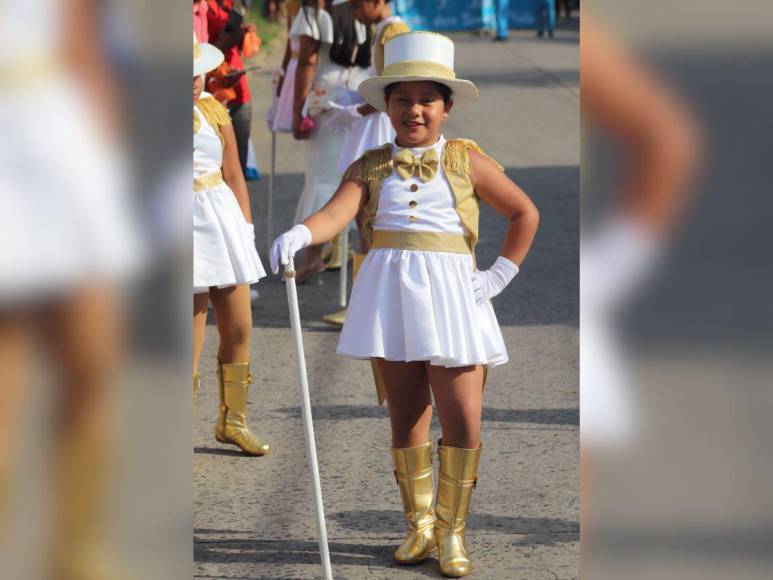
404, 121, 424, 128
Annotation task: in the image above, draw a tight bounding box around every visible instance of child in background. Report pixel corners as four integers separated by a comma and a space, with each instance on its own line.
322, 0, 409, 324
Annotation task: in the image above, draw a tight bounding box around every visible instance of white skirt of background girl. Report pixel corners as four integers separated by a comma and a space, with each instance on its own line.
266, 38, 299, 133
193, 181, 266, 294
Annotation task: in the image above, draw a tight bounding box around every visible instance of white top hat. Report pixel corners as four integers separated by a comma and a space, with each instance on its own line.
358, 32, 479, 112
194, 33, 224, 77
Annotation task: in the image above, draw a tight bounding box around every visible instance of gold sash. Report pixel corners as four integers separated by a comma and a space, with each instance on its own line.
194, 172, 224, 191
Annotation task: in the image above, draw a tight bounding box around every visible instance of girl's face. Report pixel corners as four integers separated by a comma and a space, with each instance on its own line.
386, 81, 452, 148
193, 75, 203, 103
352, 0, 383, 24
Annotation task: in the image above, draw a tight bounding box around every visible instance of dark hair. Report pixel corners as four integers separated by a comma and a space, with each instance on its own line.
384, 81, 453, 105
302, 1, 371, 68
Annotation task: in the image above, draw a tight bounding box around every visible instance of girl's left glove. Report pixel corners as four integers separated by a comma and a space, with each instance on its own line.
471, 256, 520, 304
270, 224, 312, 274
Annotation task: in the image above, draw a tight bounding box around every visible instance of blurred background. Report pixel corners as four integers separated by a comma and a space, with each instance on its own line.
0, 0, 191, 578
582, 1, 773, 579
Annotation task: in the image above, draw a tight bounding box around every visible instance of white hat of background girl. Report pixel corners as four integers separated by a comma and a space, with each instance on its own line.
194, 33, 224, 77
358, 31, 479, 112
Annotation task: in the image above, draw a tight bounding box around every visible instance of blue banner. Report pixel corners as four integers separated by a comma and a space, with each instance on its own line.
394, 0, 549, 31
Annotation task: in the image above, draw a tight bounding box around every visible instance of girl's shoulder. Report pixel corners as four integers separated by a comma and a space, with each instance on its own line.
444, 139, 504, 174
378, 18, 410, 46
289, 7, 333, 44
196, 93, 232, 128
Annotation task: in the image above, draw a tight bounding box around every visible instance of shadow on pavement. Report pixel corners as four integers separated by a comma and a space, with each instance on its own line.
194, 536, 443, 576
331, 510, 578, 547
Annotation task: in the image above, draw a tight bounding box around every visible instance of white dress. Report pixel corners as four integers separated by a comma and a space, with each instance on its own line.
266, 36, 299, 133
0, 0, 140, 304
337, 136, 508, 368
193, 95, 266, 294
290, 8, 370, 224
336, 16, 405, 174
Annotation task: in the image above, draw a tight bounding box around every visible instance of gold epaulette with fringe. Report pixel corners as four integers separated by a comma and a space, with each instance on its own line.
193, 97, 231, 138
343, 143, 393, 182
444, 139, 505, 174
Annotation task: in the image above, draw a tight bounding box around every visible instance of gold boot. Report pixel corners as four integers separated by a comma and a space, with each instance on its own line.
322, 253, 366, 326
391, 442, 437, 564
214, 362, 270, 456
435, 443, 482, 577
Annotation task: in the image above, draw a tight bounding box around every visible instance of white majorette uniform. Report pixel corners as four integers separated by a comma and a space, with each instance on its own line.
337, 135, 508, 369
290, 7, 370, 224
336, 15, 410, 174
267, 35, 299, 133
194, 92, 266, 294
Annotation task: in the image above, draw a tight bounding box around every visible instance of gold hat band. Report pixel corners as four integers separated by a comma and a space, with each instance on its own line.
381, 61, 457, 81
194, 42, 202, 59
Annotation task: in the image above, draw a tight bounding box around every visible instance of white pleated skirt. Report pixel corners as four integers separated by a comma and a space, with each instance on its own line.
193, 182, 266, 294
337, 111, 396, 174
338, 248, 509, 368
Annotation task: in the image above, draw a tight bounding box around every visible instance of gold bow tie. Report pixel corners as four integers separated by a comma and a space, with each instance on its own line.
394, 148, 440, 183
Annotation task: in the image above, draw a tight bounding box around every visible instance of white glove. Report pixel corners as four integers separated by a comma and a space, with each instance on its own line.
471, 256, 520, 305
270, 224, 312, 274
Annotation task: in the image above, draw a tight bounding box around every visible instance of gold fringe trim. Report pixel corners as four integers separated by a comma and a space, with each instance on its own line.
197, 96, 232, 127
193, 110, 200, 134
343, 144, 393, 182
443, 139, 504, 174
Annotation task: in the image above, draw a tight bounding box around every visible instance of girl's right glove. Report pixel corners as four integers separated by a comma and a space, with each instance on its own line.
270, 224, 312, 274
471, 256, 520, 304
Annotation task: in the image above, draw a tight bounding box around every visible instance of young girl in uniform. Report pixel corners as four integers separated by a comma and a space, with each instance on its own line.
322, 0, 409, 325
289, 0, 371, 282
193, 36, 269, 456
271, 32, 539, 576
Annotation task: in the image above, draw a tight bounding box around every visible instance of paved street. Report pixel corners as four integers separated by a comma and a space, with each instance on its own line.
195, 23, 579, 580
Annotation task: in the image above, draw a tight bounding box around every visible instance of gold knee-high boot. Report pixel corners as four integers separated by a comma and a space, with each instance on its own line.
214, 361, 270, 456
322, 252, 366, 326
435, 443, 482, 577
391, 442, 437, 564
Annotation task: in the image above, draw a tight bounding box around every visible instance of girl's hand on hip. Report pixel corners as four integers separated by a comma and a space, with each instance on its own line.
471, 256, 520, 304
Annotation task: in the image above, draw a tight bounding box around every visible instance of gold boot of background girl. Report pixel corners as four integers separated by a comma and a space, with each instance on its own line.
214, 361, 270, 456
322, 252, 366, 326
435, 443, 482, 577
391, 442, 437, 564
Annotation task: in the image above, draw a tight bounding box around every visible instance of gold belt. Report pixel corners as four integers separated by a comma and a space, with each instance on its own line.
372, 230, 471, 255
194, 172, 224, 191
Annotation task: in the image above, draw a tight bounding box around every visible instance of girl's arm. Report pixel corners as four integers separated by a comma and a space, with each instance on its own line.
302, 179, 368, 244
221, 123, 252, 222
293, 35, 321, 139
469, 150, 540, 266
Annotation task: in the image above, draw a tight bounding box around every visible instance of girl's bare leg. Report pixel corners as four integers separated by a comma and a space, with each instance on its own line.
209, 285, 252, 363
426, 364, 484, 449
374, 359, 433, 448
193, 292, 210, 372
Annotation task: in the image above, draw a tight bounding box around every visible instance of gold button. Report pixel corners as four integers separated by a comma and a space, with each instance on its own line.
410, 184, 419, 192
409, 215, 417, 222
409, 200, 418, 208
